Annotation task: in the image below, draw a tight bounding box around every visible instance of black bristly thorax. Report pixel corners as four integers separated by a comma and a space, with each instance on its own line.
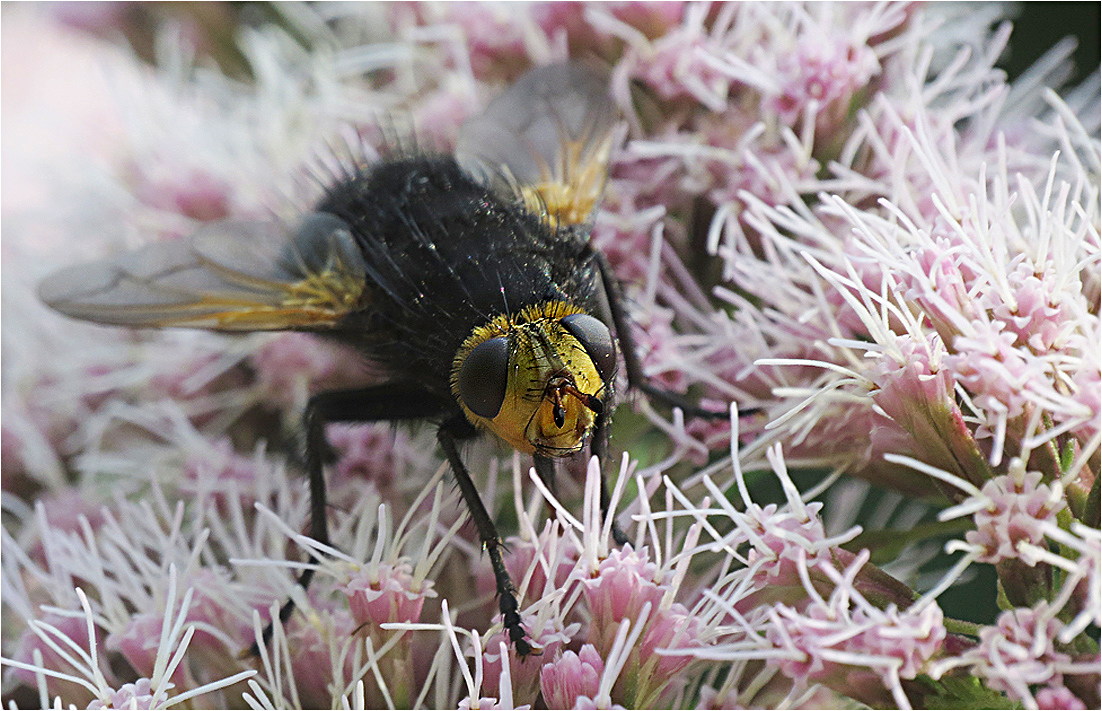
314, 155, 601, 402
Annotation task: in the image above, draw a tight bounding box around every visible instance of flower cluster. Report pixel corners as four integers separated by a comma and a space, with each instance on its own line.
930, 603, 1098, 710
3, 2, 1098, 709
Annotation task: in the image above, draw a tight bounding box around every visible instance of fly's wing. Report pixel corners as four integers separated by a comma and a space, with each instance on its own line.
38, 213, 367, 331
456, 63, 617, 228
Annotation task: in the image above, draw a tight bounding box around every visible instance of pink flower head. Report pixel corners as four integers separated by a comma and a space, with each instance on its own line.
638, 601, 704, 683
590, 193, 668, 284
854, 602, 946, 680
705, 135, 820, 212
606, 2, 686, 37
180, 437, 264, 510
7, 611, 102, 703
985, 259, 1075, 353
250, 333, 368, 410
326, 423, 399, 490
144, 347, 251, 411
1035, 685, 1088, 710
86, 678, 160, 710
107, 611, 186, 687
741, 501, 833, 597
869, 333, 955, 420
537, 2, 686, 49
867, 332, 989, 489
410, 3, 530, 80
504, 527, 582, 606
131, 163, 233, 222
104, 570, 252, 690
766, 33, 880, 131
480, 614, 576, 707
540, 644, 605, 711
631, 305, 691, 394
174, 569, 257, 665
610, 132, 698, 210
581, 544, 665, 656
765, 556, 948, 709
284, 606, 358, 711
23, 488, 107, 562
249, 332, 337, 407
767, 602, 848, 682
964, 467, 1066, 563
946, 320, 1049, 424
575, 534, 706, 707
965, 605, 1075, 701
905, 237, 987, 335
340, 560, 435, 633
410, 85, 474, 152
627, 23, 732, 111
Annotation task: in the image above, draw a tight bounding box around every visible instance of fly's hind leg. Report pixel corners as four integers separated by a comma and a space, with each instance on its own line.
439, 416, 535, 657
249, 384, 448, 656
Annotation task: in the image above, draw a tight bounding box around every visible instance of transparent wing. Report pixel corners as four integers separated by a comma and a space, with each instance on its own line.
456, 63, 618, 228
38, 213, 367, 331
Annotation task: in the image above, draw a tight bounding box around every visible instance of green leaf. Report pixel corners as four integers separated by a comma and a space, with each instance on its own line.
922, 676, 1021, 710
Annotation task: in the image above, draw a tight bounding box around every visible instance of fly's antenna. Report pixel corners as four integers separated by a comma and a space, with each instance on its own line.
562, 383, 603, 415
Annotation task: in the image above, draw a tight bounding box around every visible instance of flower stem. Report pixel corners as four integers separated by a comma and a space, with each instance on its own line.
941, 616, 983, 638
1084, 476, 1099, 528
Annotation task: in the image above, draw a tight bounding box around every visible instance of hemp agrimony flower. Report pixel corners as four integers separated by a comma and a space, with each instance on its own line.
3, 2, 1098, 709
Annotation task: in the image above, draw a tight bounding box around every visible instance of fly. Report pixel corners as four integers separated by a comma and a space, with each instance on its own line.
38, 63, 721, 657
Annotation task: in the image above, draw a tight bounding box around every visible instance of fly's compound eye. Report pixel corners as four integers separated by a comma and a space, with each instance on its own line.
458, 336, 510, 419
561, 313, 616, 383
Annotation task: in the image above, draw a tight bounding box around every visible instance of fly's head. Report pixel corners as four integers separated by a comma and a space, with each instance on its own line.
452, 302, 616, 456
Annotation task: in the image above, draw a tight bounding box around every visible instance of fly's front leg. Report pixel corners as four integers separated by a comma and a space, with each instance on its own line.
589, 410, 629, 547
535, 431, 627, 550
586, 246, 749, 549
250, 384, 448, 656
439, 417, 535, 657
533, 453, 559, 501
591, 248, 741, 421
535, 453, 618, 540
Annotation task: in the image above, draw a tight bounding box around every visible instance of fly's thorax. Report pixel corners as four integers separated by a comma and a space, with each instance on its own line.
451, 301, 616, 456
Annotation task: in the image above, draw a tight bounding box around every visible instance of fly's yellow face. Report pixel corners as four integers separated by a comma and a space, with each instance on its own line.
452, 302, 617, 456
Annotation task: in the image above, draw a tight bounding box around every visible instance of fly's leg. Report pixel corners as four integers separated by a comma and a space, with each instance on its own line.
533, 452, 559, 501
592, 248, 744, 421
249, 384, 448, 656
532, 415, 628, 548
585, 247, 752, 549
439, 417, 535, 657
587, 413, 629, 546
